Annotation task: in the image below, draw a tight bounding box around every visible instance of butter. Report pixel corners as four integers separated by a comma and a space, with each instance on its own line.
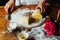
32, 9, 42, 19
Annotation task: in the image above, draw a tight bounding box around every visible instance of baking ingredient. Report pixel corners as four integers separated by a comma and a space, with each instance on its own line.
32, 9, 42, 19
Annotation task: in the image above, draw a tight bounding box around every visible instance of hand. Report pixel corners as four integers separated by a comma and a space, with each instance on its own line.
4, 0, 14, 13
36, 3, 45, 13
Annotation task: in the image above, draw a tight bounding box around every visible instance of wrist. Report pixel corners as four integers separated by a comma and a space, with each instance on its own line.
39, 2, 45, 6
9, 0, 14, 2
39, 0, 46, 6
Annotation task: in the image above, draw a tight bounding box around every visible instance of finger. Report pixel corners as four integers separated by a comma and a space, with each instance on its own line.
41, 7, 46, 13
4, 5, 7, 12
11, 6, 14, 12
42, 7, 45, 13
35, 5, 44, 13
35, 6, 41, 10
43, 8, 45, 13
5, 5, 10, 13
35, 6, 38, 9
4, 2, 8, 12
40, 7, 43, 13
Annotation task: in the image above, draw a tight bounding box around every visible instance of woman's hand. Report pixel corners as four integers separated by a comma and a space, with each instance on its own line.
4, 0, 14, 13
36, 3, 45, 13
36, 0, 46, 13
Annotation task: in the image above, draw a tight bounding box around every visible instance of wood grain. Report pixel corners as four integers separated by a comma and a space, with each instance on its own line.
0, 7, 7, 16
0, 6, 4, 8
0, 32, 18, 40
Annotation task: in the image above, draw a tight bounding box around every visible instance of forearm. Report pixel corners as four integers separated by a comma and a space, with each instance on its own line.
39, 0, 46, 5
9, 0, 15, 2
